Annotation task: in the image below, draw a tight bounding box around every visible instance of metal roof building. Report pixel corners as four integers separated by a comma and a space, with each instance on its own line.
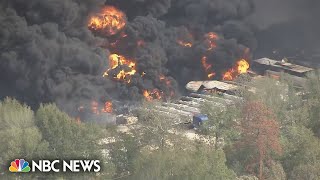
185, 81, 239, 93
253, 58, 314, 77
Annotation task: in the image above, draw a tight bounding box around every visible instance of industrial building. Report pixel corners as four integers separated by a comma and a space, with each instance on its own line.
253, 57, 314, 77
87, 57, 315, 129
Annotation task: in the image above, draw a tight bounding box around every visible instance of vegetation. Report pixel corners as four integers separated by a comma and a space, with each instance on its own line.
0, 98, 48, 180
1, 72, 320, 179
234, 101, 282, 180
199, 103, 240, 147
128, 147, 236, 180
0, 99, 110, 179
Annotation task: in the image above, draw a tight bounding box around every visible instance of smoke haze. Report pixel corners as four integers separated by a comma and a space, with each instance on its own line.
0, 0, 319, 113
252, 0, 320, 64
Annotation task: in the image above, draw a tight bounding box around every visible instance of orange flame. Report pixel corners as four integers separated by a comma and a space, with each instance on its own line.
222, 69, 235, 81
88, 6, 126, 36
143, 90, 152, 101
237, 59, 250, 74
222, 59, 250, 81
201, 56, 215, 79
157, 75, 176, 99
104, 54, 137, 83
91, 101, 100, 114
201, 56, 212, 71
208, 73, 216, 79
143, 89, 163, 101
102, 101, 113, 113
159, 74, 172, 86
159, 74, 165, 80
91, 100, 113, 114
76, 106, 84, 123
120, 32, 127, 38
204, 32, 219, 51
177, 40, 192, 48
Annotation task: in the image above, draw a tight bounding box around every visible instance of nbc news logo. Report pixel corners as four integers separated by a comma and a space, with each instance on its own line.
9, 159, 100, 173
9, 159, 31, 172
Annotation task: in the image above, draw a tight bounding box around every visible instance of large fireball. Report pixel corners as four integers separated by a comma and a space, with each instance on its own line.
103, 54, 136, 83
223, 59, 250, 81
88, 6, 126, 36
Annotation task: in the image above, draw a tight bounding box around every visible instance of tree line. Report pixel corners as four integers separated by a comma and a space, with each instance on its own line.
1, 71, 320, 179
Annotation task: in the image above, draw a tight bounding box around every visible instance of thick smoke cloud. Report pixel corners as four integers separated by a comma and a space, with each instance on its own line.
0, 0, 116, 114
105, 0, 171, 18
132, 0, 171, 17
3, 0, 314, 114
160, 0, 256, 82
251, 0, 320, 65
166, 0, 254, 26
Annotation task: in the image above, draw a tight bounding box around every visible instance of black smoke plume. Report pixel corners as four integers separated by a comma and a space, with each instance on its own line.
2, 0, 314, 114
251, 0, 320, 66
0, 0, 115, 115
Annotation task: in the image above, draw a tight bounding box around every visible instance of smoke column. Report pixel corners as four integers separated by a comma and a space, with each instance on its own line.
251, 0, 320, 65
0, 0, 317, 114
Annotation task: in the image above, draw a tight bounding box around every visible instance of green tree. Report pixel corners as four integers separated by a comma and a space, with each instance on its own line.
108, 134, 140, 178
246, 76, 309, 127
305, 70, 320, 136
136, 102, 182, 150
246, 78, 287, 123
0, 98, 48, 179
289, 162, 320, 180
34, 104, 115, 179
107, 101, 188, 179
200, 102, 241, 147
35, 103, 103, 159
280, 125, 320, 176
264, 161, 286, 180
129, 145, 236, 180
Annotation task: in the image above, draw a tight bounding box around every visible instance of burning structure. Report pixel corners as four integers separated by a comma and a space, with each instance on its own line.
140, 57, 314, 127
0, 0, 318, 121
0, 0, 256, 114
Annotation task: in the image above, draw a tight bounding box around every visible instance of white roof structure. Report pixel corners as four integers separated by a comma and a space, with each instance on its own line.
185, 81, 238, 92
254, 58, 313, 74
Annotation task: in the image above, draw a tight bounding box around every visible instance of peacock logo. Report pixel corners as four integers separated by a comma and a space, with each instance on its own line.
9, 159, 31, 172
